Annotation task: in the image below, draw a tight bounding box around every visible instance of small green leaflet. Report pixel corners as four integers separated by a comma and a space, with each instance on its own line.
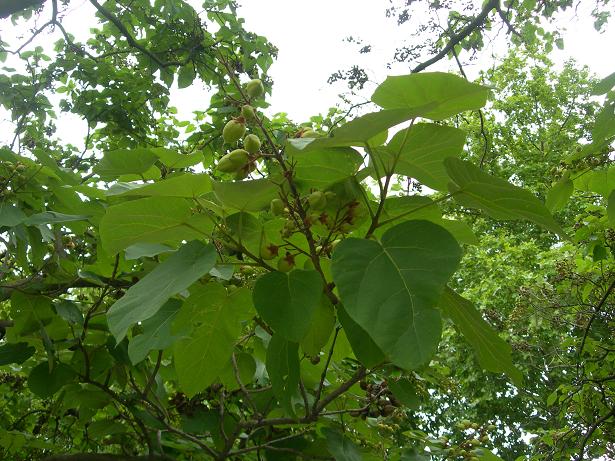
332, 220, 461, 370
371, 72, 490, 120
266, 334, 300, 416
173, 283, 252, 396
445, 158, 565, 237
107, 240, 216, 341
253, 269, 323, 343
439, 287, 523, 387
128, 299, 182, 364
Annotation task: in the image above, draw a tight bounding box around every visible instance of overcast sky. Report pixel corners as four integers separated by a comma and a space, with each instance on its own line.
1, 0, 614, 148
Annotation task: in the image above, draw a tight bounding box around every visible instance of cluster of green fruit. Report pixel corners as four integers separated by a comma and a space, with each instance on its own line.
437, 421, 497, 460
217, 79, 265, 180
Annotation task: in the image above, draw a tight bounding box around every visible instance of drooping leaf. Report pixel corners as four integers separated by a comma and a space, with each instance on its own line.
213, 178, 279, 211
128, 299, 182, 364
28, 362, 76, 398
545, 177, 573, 212
100, 196, 210, 254
439, 287, 523, 386
288, 108, 432, 152
445, 158, 565, 236
0, 342, 36, 365
266, 334, 300, 416
337, 304, 386, 368
113, 173, 212, 198
371, 72, 490, 120
22, 211, 90, 226
253, 270, 323, 343
592, 71, 615, 95
173, 284, 252, 396
300, 297, 336, 357
107, 240, 217, 341
332, 220, 461, 370
94, 148, 159, 179
288, 146, 363, 190
323, 428, 363, 461
388, 378, 421, 410
373, 123, 466, 190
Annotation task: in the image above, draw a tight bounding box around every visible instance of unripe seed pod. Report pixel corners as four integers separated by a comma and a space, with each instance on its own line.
243, 134, 261, 154
307, 190, 327, 211
270, 198, 285, 216
246, 79, 264, 99
301, 129, 320, 138
277, 253, 295, 272
260, 243, 279, 260
241, 104, 256, 121
223, 119, 246, 144
217, 149, 249, 173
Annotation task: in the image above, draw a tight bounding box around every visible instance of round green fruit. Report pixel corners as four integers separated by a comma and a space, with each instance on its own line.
277, 254, 295, 272
223, 119, 246, 144
246, 79, 264, 99
270, 198, 285, 216
217, 149, 249, 173
307, 190, 327, 211
301, 129, 320, 138
260, 243, 279, 260
241, 104, 256, 121
243, 134, 261, 154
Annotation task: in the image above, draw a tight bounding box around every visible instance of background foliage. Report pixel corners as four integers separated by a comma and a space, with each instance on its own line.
0, 1, 613, 460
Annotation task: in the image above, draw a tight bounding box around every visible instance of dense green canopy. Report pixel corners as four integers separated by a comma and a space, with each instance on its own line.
0, 1, 613, 461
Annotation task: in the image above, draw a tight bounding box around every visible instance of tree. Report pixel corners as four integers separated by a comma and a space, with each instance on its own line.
0, 1, 614, 460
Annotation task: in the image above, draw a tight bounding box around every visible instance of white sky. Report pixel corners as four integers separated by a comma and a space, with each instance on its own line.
0, 0, 614, 148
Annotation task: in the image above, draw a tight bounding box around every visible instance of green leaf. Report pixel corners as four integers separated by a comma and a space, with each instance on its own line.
332, 220, 461, 369
388, 378, 420, 410
107, 240, 217, 341
300, 298, 335, 356
545, 177, 573, 212
253, 270, 323, 343
0, 342, 36, 365
592, 71, 615, 95
608, 190, 615, 226
323, 428, 362, 461
439, 287, 523, 386
22, 211, 89, 226
288, 108, 433, 152
100, 196, 210, 255
374, 123, 466, 190
574, 165, 615, 197
178, 65, 196, 89
0, 204, 27, 227
124, 243, 174, 260
337, 304, 386, 368
173, 284, 252, 396
54, 300, 84, 325
128, 299, 182, 364
94, 148, 159, 179
266, 334, 300, 416
218, 352, 256, 390
445, 158, 565, 236
28, 362, 76, 398
113, 173, 212, 198
289, 146, 363, 190
371, 72, 490, 120
592, 101, 615, 142
213, 178, 279, 211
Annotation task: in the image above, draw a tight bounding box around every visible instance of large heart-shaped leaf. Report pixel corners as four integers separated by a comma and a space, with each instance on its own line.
107, 240, 216, 341
445, 158, 565, 236
94, 148, 159, 179
173, 283, 252, 396
253, 270, 323, 342
371, 72, 490, 120
332, 220, 461, 369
